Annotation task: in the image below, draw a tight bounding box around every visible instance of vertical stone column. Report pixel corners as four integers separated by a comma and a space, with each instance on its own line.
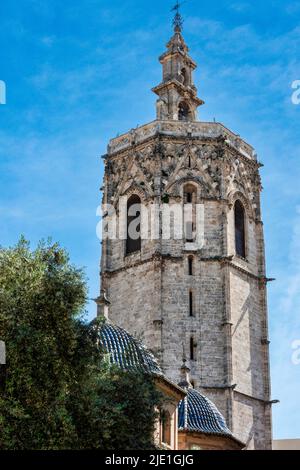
152, 254, 164, 363
256, 214, 273, 449
222, 261, 234, 430
221, 203, 234, 430
100, 158, 110, 296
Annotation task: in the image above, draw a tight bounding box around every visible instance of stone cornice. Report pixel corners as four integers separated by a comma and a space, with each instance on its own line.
232, 266, 274, 285
102, 253, 271, 283
159, 50, 197, 69
201, 385, 272, 405
152, 80, 204, 106
106, 120, 256, 161
220, 258, 272, 283
102, 252, 180, 277
233, 389, 274, 406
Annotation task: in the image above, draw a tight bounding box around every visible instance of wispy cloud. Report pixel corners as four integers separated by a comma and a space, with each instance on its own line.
40, 36, 56, 47
229, 2, 250, 13
285, 2, 300, 15
280, 207, 300, 314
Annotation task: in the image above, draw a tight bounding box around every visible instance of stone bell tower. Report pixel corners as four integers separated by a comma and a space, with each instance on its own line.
152, 20, 204, 121
99, 11, 273, 450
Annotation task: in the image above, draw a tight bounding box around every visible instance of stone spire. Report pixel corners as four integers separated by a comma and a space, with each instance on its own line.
94, 290, 110, 320
152, 10, 204, 121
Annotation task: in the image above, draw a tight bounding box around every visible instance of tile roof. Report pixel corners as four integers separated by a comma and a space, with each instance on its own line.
178, 388, 232, 436
96, 320, 238, 442
97, 322, 163, 376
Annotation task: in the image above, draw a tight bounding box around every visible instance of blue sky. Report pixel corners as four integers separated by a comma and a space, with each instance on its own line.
0, 0, 299, 439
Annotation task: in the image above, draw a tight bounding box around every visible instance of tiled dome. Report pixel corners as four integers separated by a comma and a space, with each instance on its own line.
178, 388, 232, 436
97, 321, 163, 376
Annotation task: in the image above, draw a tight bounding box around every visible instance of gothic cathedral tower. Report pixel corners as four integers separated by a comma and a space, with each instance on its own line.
98, 16, 273, 450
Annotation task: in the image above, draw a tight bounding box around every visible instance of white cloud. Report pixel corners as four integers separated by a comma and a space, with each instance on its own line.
280, 207, 300, 312
285, 2, 300, 15
41, 36, 56, 47
229, 2, 250, 13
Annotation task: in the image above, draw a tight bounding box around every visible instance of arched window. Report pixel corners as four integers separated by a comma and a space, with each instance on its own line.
161, 410, 171, 446
178, 102, 191, 121
189, 291, 194, 317
188, 256, 194, 276
234, 200, 246, 258
126, 194, 141, 255
184, 184, 196, 204
180, 68, 189, 86
190, 337, 196, 361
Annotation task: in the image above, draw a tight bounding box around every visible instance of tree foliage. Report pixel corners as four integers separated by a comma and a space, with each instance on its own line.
0, 238, 160, 450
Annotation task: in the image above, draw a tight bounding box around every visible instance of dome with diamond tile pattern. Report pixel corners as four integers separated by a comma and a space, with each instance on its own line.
96, 321, 163, 376
178, 388, 232, 436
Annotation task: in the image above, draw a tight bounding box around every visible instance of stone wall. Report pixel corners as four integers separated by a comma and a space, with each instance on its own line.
101, 122, 272, 450
178, 431, 244, 450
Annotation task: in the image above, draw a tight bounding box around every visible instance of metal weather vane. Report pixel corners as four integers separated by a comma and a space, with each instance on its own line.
171, 1, 187, 31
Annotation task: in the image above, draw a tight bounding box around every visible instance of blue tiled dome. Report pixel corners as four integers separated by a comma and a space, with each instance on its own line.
178, 388, 232, 436
97, 321, 163, 376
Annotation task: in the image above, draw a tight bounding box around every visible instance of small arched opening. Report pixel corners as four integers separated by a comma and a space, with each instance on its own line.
184, 184, 197, 242
189, 291, 194, 317
180, 68, 189, 86
234, 200, 246, 259
188, 256, 194, 276
190, 337, 196, 361
161, 410, 171, 447
126, 194, 141, 255
178, 101, 191, 121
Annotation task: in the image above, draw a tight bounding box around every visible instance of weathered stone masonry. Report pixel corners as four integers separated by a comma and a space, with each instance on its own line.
98, 23, 273, 450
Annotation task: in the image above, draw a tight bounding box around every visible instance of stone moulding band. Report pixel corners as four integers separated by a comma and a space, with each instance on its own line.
201, 386, 272, 405
222, 259, 274, 284
102, 254, 272, 285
